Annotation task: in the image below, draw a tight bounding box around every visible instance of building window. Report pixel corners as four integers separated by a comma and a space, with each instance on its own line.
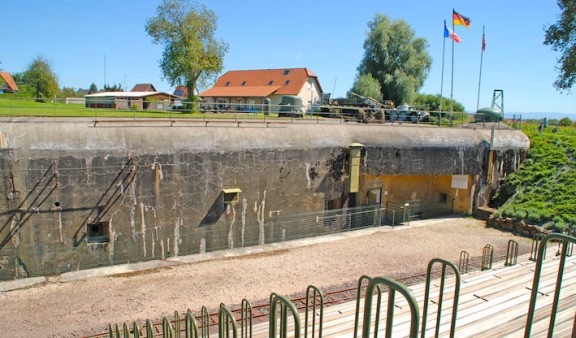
86, 221, 110, 243
285, 80, 291, 85
283, 69, 290, 75
438, 193, 448, 204
268, 80, 274, 85
241, 81, 246, 86
225, 81, 230, 86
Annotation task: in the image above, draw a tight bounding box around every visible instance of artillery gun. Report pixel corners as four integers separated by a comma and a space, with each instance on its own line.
318, 92, 429, 123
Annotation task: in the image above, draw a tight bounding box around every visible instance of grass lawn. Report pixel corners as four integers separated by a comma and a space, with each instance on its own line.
0, 97, 293, 120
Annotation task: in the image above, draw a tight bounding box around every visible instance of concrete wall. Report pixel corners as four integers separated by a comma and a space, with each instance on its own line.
0, 122, 529, 279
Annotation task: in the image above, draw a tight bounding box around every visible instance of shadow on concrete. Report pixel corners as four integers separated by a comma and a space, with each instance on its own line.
199, 193, 226, 227
72, 158, 138, 247
0, 164, 58, 250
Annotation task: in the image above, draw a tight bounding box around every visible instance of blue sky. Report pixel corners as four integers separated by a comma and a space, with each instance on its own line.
2, 1, 574, 116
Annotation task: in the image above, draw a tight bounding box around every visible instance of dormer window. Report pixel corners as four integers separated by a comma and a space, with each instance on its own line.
285, 80, 291, 85
241, 81, 246, 86
283, 70, 290, 75
225, 81, 230, 86
268, 80, 274, 85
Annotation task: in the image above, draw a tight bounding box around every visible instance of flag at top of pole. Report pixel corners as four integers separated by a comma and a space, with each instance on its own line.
453, 10, 471, 28
444, 20, 462, 42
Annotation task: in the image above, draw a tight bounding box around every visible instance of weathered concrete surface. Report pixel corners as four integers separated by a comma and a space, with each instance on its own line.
0, 121, 529, 280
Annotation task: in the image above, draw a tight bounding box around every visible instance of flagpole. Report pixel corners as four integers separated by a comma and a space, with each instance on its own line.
439, 21, 446, 126
476, 26, 485, 112
450, 9, 455, 125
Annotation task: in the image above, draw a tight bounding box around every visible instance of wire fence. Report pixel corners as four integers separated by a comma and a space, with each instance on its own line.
0, 96, 481, 127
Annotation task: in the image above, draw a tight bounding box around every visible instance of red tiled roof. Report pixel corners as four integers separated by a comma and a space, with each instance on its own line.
0, 72, 19, 91
200, 86, 281, 98
199, 68, 322, 97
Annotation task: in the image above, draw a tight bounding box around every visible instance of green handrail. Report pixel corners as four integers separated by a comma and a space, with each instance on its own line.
361, 276, 420, 338
185, 310, 200, 338
458, 251, 469, 274
145, 319, 155, 337
421, 258, 461, 338
524, 233, 576, 338
353, 276, 382, 338
505, 240, 519, 266
200, 306, 210, 338
481, 244, 494, 271
241, 299, 253, 338
305, 285, 324, 338
269, 293, 302, 338
530, 234, 545, 261
163, 317, 175, 337
218, 303, 238, 338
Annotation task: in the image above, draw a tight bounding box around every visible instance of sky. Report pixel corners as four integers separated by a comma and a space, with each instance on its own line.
2, 0, 575, 116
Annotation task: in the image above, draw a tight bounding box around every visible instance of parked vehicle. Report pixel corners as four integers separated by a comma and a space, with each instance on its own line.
278, 96, 304, 118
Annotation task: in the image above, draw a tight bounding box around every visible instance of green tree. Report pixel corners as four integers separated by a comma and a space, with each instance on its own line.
544, 0, 576, 91
145, 0, 229, 105
89, 82, 98, 94
103, 83, 123, 92
58, 86, 79, 98
348, 73, 383, 101
414, 94, 465, 112
22, 56, 59, 99
357, 14, 432, 106
559, 117, 573, 127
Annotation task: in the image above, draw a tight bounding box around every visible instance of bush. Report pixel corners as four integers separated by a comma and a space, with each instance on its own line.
559, 117, 573, 127
527, 212, 541, 223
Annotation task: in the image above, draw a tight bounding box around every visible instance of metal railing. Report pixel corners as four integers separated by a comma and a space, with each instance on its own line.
361, 276, 420, 338
100, 242, 576, 338
0, 97, 477, 127
269, 293, 301, 338
421, 259, 461, 338
481, 244, 494, 271
304, 285, 324, 338
524, 233, 576, 337
505, 239, 519, 267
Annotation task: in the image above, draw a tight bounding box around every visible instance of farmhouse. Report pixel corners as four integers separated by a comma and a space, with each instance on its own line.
85, 90, 177, 110
0, 72, 19, 94
199, 68, 323, 112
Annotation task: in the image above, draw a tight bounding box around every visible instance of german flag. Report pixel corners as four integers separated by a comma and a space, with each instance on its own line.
453, 10, 471, 28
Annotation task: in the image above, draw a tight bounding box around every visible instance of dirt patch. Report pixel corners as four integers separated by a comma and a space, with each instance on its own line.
0, 217, 531, 337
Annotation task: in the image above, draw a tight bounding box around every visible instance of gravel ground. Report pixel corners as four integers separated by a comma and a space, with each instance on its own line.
0, 217, 532, 337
